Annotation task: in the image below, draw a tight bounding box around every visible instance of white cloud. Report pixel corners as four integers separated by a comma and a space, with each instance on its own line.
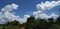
0, 12, 6, 24
1, 3, 19, 12
0, 1, 60, 24
3, 12, 20, 22
33, 11, 58, 19
19, 15, 30, 24
50, 13, 58, 19
36, 1, 60, 11
23, 15, 30, 20
33, 1, 59, 20
0, 3, 30, 24
0, 11, 22, 24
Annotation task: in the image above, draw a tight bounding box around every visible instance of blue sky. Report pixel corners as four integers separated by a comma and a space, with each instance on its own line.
0, 0, 60, 18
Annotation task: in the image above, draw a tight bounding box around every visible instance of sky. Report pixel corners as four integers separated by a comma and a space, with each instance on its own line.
0, 0, 60, 24
0, 0, 59, 18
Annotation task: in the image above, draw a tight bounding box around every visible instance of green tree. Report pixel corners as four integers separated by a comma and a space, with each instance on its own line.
6, 20, 20, 26
37, 19, 48, 29
48, 18, 55, 29
56, 16, 60, 25
27, 16, 35, 27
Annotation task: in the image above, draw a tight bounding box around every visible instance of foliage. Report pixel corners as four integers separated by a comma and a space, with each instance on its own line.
0, 16, 60, 29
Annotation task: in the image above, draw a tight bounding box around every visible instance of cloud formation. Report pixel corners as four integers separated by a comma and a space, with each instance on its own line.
33, 11, 58, 19
36, 1, 60, 11
1, 3, 19, 12
19, 15, 30, 24
0, 3, 30, 24
0, 1, 60, 24
33, 1, 59, 19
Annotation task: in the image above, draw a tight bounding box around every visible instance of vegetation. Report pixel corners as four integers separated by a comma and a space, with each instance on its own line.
0, 16, 60, 29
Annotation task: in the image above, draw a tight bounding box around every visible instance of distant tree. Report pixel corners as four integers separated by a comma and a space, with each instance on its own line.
56, 16, 60, 25
48, 18, 54, 24
48, 18, 55, 29
26, 16, 40, 29
27, 16, 35, 27
6, 20, 20, 26
12, 20, 20, 26
6, 22, 13, 26
37, 19, 48, 29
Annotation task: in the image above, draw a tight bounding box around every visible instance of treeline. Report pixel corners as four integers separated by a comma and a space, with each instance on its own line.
0, 16, 60, 29
26, 16, 60, 29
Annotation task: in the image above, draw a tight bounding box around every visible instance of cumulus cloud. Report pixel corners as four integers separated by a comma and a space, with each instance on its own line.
0, 3, 20, 24
0, 12, 6, 24
36, 1, 60, 11
0, 11, 23, 24
33, 11, 58, 19
0, 3, 30, 24
1, 3, 19, 12
50, 13, 58, 19
33, 1, 59, 20
19, 15, 30, 24
3, 12, 20, 22
33, 11, 48, 19
0, 1, 60, 24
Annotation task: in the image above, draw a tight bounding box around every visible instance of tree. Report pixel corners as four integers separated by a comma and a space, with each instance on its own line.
56, 16, 60, 25
6, 20, 20, 26
48, 18, 55, 29
27, 16, 35, 27
12, 20, 20, 26
36, 19, 48, 29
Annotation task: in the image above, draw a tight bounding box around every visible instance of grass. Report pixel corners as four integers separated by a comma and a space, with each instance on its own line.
0, 26, 3, 29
